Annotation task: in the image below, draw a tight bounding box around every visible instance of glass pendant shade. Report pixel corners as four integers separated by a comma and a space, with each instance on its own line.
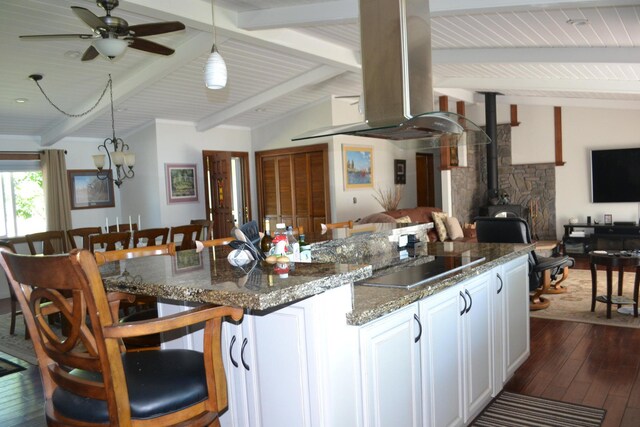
94, 38, 127, 58
204, 46, 227, 89
93, 154, 106, 169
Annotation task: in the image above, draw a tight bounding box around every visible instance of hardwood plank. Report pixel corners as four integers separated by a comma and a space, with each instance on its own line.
603, 395, 629, 427
620, 407, 640, 427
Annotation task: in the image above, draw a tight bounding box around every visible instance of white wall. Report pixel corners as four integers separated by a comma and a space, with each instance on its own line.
556, 107, 640, 237
154, 120, 253, 227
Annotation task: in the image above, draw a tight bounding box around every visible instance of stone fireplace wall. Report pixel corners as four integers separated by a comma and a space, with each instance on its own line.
451, 124, 557, 240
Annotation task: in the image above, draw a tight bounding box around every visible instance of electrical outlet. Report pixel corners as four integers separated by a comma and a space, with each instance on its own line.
353, 197, 357, 204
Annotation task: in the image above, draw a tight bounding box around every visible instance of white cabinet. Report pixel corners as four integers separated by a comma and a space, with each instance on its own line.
220, 284, 360, 427
420, 271, 494, 426
420, 284, 464, 427
493, 255, 530, 390
359, 303, 422, 427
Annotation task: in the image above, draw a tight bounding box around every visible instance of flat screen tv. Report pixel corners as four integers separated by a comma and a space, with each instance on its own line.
590, 147, 640, 203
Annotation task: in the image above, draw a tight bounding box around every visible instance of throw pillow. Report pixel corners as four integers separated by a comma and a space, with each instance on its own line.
395, 215, 412, 224
445, 217, 464, 240
431, 212, 449, 242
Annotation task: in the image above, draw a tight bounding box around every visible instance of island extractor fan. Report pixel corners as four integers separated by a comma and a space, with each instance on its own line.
19, 0, 185, 61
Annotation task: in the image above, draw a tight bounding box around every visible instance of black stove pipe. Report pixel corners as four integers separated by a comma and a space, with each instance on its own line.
482, 92, 500, 198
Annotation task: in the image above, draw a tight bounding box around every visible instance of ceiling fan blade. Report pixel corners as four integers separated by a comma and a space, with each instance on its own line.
71, 6, 106, 32
127, 38, 174, 55
81, 45, 100, 61
20, 34, 95, 39
128, 21, 185, 37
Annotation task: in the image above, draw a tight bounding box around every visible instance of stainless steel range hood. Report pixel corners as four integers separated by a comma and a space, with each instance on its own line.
293, 0, 491, 148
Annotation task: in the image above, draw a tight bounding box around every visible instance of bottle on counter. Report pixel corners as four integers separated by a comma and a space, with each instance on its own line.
272, 223, 288, 256
261, 219, 273, 255
286, 225, 300, 261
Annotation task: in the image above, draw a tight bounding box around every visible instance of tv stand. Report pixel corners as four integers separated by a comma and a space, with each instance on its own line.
563, 223, 640, 256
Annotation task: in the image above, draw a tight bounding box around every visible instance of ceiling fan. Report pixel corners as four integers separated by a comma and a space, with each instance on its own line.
19, 0, 185, 61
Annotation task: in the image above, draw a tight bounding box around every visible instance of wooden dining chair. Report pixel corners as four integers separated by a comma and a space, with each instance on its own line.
170, 224, 202, 251
0, 240, 26, 338
0, 246, 243, 427
25, 230, 68, 255
67, 227, 102, 250
89, 231, 131, 253
321, 220, 354, 230
195, 237, 234, 259
190, 219, 214, 240
132, 227, 169, 248
94, 243, 177, 266
108, 223, 139, 233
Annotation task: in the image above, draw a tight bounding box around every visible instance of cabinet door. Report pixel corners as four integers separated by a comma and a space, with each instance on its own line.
220, 322, 255, 427
420, 285, 464, 427
461, 273, 494, 422
501, 256, 530, 381
360, 304, 422, 427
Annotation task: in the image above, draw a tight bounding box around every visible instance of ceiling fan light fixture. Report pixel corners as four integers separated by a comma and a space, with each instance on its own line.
204, 45, 227, 89
93, 37, 127, 58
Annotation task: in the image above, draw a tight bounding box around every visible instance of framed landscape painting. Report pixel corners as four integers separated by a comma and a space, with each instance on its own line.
166, 163, 198, 204
343, 145, 373, 189
68, 169, 115, 210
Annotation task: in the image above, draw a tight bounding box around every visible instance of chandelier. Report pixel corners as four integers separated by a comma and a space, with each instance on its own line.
29, 73, 134, 188
92, 75, 135, 187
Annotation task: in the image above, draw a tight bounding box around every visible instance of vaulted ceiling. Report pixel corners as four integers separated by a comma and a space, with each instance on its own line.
1, 0, 639, 146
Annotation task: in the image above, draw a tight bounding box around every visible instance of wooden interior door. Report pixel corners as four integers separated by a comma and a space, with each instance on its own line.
416, 153, 435, 207
203, 150, 251, 239
256, 144, 329, 234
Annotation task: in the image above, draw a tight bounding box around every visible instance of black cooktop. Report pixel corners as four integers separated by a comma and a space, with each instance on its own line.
358, 255, 486, 289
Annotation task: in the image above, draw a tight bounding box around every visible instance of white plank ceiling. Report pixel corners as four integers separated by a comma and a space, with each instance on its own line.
1, 0, 639, 145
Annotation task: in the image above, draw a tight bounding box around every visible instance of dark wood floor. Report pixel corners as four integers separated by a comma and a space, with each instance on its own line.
2, 290, 640, 426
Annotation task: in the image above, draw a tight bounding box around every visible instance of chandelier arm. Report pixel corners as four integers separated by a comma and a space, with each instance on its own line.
31, 75, 111, 118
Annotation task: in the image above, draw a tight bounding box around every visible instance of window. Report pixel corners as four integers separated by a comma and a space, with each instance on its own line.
0, 167, 45, 239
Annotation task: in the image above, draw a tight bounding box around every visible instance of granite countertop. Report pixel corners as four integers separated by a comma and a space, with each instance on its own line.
100, 248, 371, 312
347, 242, 533, 325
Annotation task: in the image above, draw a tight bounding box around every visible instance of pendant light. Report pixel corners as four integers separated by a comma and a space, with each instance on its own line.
204, 0, 227, 89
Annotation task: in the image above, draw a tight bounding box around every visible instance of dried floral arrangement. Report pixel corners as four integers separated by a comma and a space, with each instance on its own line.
372, 185, 404, 211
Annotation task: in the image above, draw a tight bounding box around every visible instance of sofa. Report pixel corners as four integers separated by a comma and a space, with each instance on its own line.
358, 207, 476, 243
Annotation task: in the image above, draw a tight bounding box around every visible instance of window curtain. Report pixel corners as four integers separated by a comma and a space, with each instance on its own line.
40, 150, 72, 238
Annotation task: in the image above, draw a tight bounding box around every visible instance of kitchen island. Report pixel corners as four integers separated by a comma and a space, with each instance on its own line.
101, 224, 532, 427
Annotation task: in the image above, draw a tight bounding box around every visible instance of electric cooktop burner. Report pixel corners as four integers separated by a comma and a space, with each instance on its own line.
358, 255, 486, 289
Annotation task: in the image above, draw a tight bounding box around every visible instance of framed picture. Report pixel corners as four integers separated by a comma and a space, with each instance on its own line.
604, 214, 613, 225
166, 163, 198, 204
394, 159, 406, 184
67, 169, 115, 210
343, 145, 373, 189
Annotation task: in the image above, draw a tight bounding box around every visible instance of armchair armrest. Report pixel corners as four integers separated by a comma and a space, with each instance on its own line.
103, 304, 243, 339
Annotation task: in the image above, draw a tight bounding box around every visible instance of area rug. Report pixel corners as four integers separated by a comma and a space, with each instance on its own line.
0, 356, 26, 378
0, 313, 37, 365
530, 268, 640, 328
471, 391, 606, 426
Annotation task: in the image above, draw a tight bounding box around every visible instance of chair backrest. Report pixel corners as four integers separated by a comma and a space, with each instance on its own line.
94, 243, 176, 266
474, 217, 532, 245
190, 219, 214, 240
0, 246, 242, 426
0, 240, 18, 302
170, 224, 201, 251
89, 231, 131, 253
25, 230, 68, 255
322, 220, 354, 230
67, 227, 103, 250
133, 227, 169, 248
108, 223, 138, 233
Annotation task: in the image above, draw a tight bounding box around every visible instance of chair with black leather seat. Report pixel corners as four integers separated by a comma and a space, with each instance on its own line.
475, 216, 574, 310
0, 246, 243, 427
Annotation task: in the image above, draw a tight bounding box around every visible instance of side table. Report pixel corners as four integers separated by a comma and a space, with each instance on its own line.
589, 251, 640, 318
